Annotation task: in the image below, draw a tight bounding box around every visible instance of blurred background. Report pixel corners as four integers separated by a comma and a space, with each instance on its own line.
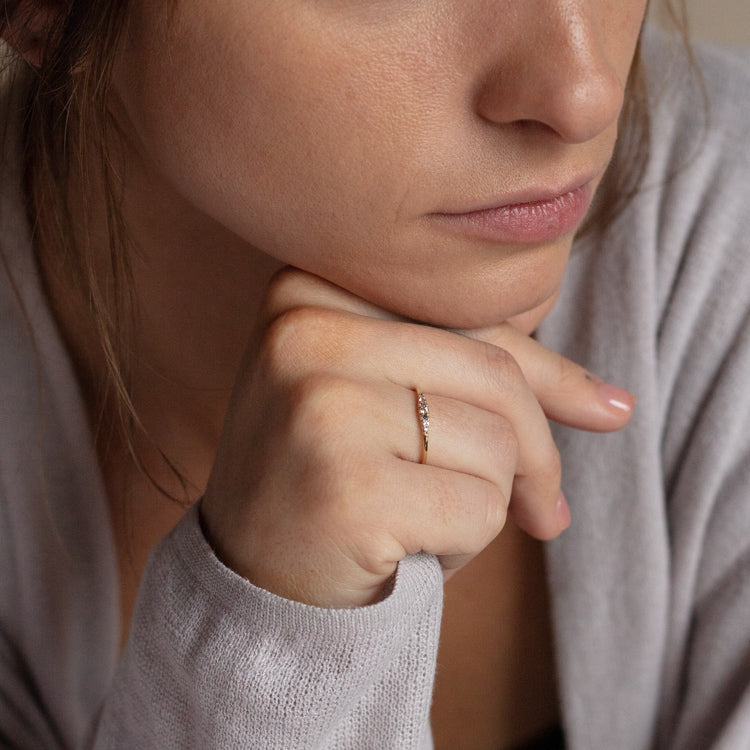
650, 0, 750, 47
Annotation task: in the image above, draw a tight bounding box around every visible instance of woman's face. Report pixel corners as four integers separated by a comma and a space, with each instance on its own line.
112, 0, 648, 329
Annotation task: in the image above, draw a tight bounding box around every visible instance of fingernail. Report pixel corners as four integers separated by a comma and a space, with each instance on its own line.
556, 491, 571, 531
596, 382, 636, 413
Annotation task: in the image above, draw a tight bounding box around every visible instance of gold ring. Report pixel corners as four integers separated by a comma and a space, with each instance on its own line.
416, 390, 429, 464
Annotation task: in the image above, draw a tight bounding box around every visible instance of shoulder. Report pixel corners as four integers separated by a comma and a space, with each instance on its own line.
642, 25, 750, 145
547, 30, 750, 474
625, 31, 750, 506
640, 28, 750, 250
626, 30, 750, 340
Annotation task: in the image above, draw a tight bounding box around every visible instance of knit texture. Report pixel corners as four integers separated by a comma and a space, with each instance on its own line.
1, 28, 750, 750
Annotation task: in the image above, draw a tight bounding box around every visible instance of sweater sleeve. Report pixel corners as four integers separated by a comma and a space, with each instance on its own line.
0, 71, 437, 750
90, 506, 443, 749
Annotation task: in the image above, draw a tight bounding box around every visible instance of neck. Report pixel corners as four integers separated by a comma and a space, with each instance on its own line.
39, 133, 282, 498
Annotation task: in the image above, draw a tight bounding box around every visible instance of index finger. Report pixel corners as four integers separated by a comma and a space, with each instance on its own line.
460, 324, 636, 432
262, 267, 635, 433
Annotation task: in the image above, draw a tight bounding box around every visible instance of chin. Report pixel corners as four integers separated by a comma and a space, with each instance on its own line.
381, 274, 564, 332
384, 247, 570, 331
375, 288, 559, 332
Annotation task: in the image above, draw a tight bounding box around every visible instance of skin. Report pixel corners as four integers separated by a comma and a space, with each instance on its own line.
109, 0, 647, 327
7, 0, 647, 743
9, 0, 646, 601
102, 0, 645, 604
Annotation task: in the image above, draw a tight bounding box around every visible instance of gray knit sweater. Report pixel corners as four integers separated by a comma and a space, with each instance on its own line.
1, 30, 749, 750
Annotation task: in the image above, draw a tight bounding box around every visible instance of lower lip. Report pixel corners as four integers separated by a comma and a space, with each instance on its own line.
432, 183, 593, 244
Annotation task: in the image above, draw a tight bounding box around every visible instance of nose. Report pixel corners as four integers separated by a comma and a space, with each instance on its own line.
475, 4, 626, 144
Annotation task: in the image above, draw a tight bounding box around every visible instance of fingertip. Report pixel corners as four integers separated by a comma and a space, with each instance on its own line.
556, 490, 571, 531
596, 382, 636, 415
509, 495, 567, 541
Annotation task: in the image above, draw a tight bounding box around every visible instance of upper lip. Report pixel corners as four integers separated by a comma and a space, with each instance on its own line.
433, 171, 600, 216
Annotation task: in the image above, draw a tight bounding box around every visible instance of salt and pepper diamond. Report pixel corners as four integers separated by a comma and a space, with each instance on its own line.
417, 392, 430, 454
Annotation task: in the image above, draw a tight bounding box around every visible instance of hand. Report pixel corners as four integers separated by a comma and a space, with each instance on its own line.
200, 268, 634, 607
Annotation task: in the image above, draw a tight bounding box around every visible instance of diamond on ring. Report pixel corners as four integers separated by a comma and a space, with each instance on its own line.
416, 391, 429, 463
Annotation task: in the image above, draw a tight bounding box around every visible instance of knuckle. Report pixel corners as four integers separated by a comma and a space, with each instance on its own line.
481, 342, 524, 392
485, 414, 519, 465
415, 470, 465, 535
479, 486, 508, 544
552, 351, 584, 391
432, 477, 507, 552
259, 306, 343, 378
259, 307, 312, 377
261, 266, 310, 321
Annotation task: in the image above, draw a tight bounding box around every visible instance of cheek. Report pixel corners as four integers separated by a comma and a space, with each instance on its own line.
109, 1, 643, 330
611, 0, 650, 76
112, 5, 425, 270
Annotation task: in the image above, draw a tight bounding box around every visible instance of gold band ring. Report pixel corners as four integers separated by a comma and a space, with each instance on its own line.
415, 390, 430, 464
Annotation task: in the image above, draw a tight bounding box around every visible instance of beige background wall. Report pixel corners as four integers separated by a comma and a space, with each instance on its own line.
651, 0, 750, 48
